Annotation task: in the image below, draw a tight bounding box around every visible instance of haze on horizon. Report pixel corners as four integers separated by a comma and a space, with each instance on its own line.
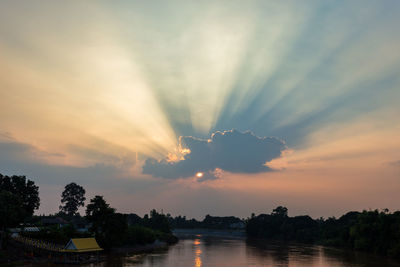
0, 0, 399, 220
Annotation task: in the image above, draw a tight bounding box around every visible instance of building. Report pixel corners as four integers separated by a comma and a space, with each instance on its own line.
63, 238, 103, 253
41, 217, 68, 228
60, 238, 103, 264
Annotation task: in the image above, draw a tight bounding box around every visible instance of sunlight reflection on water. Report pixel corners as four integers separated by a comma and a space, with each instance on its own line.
194, 235, 202, 267
29, 233, 400, 267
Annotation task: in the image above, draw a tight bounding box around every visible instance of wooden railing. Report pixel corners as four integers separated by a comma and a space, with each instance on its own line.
12, 235, 63, 252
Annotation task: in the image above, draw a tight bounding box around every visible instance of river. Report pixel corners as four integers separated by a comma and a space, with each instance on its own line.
93, 230, 400, 267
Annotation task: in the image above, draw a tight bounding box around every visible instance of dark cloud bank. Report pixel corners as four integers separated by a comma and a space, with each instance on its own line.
0, 138, 128, 188
143, 129, 287, 180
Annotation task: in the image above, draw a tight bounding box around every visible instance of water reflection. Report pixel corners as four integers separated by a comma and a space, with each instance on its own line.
246, 239, 324, 267
246, 239, 290, 266
194, 235, 202, 267
28, 233, 400, 267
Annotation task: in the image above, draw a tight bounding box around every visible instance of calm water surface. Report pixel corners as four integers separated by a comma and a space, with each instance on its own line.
94, 233, 400, 267
28, 232, 400, 267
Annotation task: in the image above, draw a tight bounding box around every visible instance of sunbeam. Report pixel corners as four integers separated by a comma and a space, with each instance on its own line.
1, 0, 400, 218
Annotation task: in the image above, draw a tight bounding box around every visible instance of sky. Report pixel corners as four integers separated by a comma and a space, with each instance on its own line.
0, 0, 399, 219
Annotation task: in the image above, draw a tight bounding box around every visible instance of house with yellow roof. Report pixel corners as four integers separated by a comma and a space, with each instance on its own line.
63, 237, 103, 253
56, 238, 103, 264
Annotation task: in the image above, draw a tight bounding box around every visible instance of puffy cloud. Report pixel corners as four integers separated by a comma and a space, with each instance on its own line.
142, 129, 286, 180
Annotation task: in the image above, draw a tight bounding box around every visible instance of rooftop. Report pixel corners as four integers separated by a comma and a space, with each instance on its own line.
63, 238, 103, 253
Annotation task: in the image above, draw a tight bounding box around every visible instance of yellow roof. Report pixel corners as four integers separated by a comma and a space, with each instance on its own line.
62, 238, 103, 252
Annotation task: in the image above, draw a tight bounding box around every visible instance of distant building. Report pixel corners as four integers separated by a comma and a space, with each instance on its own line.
203, 215, 245, 229
7, 226, 40, 238
229, 222, 245, 229
41, 217, 68, 227
23, 226, 40, 232
70, 217, 91, 233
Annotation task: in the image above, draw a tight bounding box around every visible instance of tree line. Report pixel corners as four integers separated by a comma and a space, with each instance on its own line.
246, 206, 400, 258
167, 214, 245, 229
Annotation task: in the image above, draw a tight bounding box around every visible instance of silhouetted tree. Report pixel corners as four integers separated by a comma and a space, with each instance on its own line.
60, 182, 86, 216
86, 195, 114, 230
100, 212, 128, 248
85, 195, 127, 248
247, 207, 318, 242
0, 174, 40, 217
0, 191, 24, 228
146, 209, 171, 233
0, 174, 40, 250
272, 206, 288, 217
0, 190, 25, 249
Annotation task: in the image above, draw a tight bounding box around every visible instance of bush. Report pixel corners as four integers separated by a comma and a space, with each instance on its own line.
155, 231, 179, 244
125, 225, 156, 245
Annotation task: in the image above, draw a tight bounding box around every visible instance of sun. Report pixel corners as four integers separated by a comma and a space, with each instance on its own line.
196, 172, 204, 178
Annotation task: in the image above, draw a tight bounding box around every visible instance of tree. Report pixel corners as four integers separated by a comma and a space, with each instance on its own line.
100, 212, 127, 248
86, 195, 113, 223
0, 174, 40, 217
146, 209, 171, 233
272, 206, 288, 217
85, 195, 127, 248
60, 182, 86, 216
0, 190, 24, 249
0, 190, 24, 229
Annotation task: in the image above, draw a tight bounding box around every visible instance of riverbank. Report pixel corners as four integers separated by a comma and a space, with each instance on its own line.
0, 244, 43, 267
0, 234, 178, 266
173, 228, 245, 238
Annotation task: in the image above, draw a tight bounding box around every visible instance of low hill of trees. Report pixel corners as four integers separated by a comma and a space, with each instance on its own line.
246, 206, 400, 258
168, 214, 245, 229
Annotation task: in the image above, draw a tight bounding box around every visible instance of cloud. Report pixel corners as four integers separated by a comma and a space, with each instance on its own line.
0, 131, 14, 141
0, 137, 146, 190
0, 137, 172, 215
142, 129, 286, 180
0, 139, 117, 185
0, 139, 65, 164
389, 160, 400, 167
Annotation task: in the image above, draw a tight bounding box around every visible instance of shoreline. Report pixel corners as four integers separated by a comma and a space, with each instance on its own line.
173, 228, 246, 239
0, 238, 177, 266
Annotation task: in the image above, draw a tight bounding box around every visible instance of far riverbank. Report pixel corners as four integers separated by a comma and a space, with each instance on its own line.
173, 228, 245, 238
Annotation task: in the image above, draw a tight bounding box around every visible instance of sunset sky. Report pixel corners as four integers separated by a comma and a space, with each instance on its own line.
0, 0, 399, 219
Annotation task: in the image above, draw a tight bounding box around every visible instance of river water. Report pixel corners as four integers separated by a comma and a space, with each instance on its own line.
96, 231, 400, 267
